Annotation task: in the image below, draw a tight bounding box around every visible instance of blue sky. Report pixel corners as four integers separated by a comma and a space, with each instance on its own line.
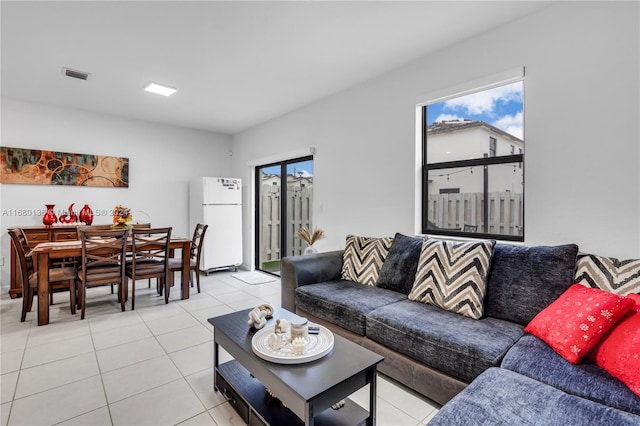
427, 81, 523, 139
261, 159, 313, 177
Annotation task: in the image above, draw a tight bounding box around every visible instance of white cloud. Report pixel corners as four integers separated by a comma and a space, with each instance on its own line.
444, 81, 522, 116
434, 113, 463, 123
493, 111, 523, 139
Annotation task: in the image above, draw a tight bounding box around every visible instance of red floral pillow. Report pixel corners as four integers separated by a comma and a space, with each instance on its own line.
524, 284, 635, 364
627, 293, 640, 311
588, 307, 640, 397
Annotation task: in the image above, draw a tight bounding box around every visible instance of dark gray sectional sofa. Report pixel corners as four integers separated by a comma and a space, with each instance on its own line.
281, 242, 640, 424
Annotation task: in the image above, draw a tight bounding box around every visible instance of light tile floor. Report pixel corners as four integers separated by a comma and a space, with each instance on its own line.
0, 272, 440, 425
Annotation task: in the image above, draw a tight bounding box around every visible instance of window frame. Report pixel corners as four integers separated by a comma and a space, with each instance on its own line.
489, 137, 497, 157
420, 92, 524, 242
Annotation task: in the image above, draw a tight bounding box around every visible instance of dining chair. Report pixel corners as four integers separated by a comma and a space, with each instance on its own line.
130, 223, 153, 288
76, 225, 121, 295
8, 228, 77, 322
77, 228, 129, 319
125, 227, 172, 309
167, 223, 208, 293
132, 223, 151, 229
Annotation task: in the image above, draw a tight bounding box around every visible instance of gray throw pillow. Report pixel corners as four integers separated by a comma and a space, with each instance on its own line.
377, 233, 425, 294
485, 243, 579, 325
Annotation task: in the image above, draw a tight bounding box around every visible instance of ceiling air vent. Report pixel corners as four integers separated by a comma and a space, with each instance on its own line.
62, 67, 91, 81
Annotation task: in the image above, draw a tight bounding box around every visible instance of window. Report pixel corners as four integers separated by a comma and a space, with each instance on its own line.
422, 80, 524, 241
489, 137, 497, 157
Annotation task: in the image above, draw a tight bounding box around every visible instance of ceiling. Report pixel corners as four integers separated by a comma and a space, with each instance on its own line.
1, 1, 554, 135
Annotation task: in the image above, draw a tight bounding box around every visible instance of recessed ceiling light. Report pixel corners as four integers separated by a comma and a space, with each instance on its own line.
144, 82, 176, 97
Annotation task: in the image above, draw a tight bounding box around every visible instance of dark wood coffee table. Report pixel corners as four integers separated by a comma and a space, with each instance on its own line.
208, 307, 384, 426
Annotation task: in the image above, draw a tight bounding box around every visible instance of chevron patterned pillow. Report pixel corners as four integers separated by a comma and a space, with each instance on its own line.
575, 254, 640, 295
409, 239, 495, 319
341, 235, 394, 286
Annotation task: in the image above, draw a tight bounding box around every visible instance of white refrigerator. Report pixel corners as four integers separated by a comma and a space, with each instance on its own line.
189, 177, 243, 272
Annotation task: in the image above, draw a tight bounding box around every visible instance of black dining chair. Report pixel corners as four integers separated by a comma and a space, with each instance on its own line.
9, 228, 77, 322
77, 228, 129, 319
125, 227, 172, 309
166, 223, 208, 294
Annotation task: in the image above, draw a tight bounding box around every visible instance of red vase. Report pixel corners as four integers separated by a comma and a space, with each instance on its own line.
79, 204, 94, 225
59, 203, 77, 223
42, 204, 57, 225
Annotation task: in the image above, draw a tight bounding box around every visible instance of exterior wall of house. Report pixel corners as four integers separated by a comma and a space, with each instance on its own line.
427, 125, 523, 195
427, 125, 523, 164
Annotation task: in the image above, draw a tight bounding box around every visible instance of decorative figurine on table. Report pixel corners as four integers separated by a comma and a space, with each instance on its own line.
248, 308, 267, 329
256, 303, 274, 319
268, 333, 285, 350
247, 304, 274, 330
291, 337, 307, 355
274, 318, 289, 334
268, 318, 290, 350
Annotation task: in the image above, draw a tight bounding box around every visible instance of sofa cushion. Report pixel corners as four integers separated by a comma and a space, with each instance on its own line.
341, 235, 394, 286
485, 243, 579, 325
365, 299, 523, 383
575, 253, 640, 295
294, 280, 406, 335
429, 367, 640, 426
524, 284, 635, 364
501, 334, 640, 415
408, 239, 495, 319
377, 233, 424, 295
589, 309, 640, 398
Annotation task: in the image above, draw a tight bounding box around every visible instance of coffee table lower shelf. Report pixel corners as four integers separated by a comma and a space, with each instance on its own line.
216, 360, 369, 426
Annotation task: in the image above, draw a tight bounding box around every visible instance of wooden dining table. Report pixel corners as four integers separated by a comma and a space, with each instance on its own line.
28, 237, 192, 326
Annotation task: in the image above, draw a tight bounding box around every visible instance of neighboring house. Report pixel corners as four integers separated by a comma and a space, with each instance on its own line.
427, 120, 524, 195
261, 173, 313, 192
288, 174, 313, 193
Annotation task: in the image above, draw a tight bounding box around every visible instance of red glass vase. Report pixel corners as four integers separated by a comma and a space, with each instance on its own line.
42, 204, 58, 225
59, 203, 77, 223
79, 204, 94, 225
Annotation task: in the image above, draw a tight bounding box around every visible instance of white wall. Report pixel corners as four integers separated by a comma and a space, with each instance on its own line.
0, 98, 232, 290
231, 1, 640, 266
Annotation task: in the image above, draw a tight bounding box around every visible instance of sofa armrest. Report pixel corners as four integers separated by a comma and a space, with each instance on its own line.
280, 250, 344, 311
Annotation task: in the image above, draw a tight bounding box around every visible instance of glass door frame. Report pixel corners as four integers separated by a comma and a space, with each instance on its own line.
254, 155, 313, 275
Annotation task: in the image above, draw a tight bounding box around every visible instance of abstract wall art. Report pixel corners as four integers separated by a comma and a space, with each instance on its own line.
0, 146, 129, 187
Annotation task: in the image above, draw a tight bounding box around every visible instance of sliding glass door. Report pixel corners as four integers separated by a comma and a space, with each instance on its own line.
255, 156, 313, 275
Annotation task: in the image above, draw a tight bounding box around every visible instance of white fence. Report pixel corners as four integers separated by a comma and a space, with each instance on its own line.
427, 192, 523, 236
260, 184, 313, 263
